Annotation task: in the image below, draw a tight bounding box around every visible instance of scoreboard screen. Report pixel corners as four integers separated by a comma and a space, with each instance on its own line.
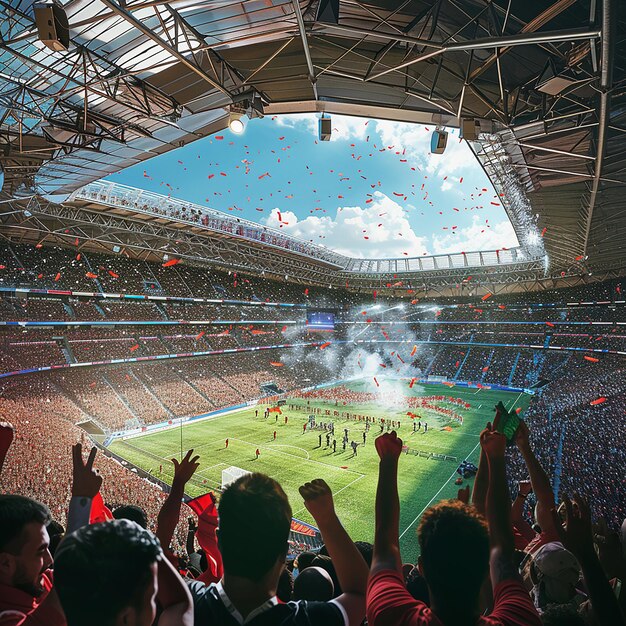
307, 311, 335, 331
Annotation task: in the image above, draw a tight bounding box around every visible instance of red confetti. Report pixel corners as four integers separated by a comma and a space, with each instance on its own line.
85, 272, 98, 279
54, 273, 61, 281
410, 345, 417, 357
196, 331, 205, 340
129, 344, 140, 352
515, 407, 523, 414
584, 356, 599, 363
108, 270, 119, 278
590, 397, 606, 406
373, 377, 380, 387
319, 342, 331, 350
409, 378, 416, 388
546, 322, 555, 328
162, 259, 180, 267
215, 136, 224, 140
481, 293, 492, 301
270, 362, 284, 367
541, 227, 547, 237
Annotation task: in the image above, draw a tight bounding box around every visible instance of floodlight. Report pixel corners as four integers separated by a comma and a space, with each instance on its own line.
229, 113, 245, 134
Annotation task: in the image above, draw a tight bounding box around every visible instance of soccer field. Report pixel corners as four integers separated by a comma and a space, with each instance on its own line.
108, 380, 531, 558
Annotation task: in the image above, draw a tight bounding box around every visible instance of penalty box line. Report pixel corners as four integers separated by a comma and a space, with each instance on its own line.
230, 437, 365, 477
398, 440, 481, 541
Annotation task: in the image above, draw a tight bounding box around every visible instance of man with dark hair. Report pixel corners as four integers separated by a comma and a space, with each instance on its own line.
0, 443, 102, 626
54, 519, 192, 626
367, 428, 542, 625
189, 473, 368, 625
112, 504, 148, 529
0, 495, 59, 625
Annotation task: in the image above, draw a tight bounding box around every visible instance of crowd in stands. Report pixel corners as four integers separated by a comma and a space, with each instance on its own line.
2, 398, 625, 625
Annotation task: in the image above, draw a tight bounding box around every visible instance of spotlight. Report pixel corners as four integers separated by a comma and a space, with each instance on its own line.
229, 113, 245, 134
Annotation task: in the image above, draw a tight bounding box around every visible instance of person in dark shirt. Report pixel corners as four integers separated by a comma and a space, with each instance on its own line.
188, 473, 368, 625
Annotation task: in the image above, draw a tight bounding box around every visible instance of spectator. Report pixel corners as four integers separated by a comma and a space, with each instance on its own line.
0, 495, 62, 626
367, 428, 542, 625
188, 474, 368, 625
54, 519, 193, 626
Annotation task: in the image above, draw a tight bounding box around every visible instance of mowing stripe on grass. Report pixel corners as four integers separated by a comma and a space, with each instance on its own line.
398, 440, 481, 540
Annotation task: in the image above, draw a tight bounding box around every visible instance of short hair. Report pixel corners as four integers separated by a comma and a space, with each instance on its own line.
112, 504, 148, 529
0, 495, 51, 554
218, 473, 291, 581
417, 500, 489, 606
54, 520, 162, 626
293, 566, 334, 601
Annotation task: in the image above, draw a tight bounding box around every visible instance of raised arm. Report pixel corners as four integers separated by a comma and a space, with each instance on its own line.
299, 479, 369, 626
0, 421, 14, 476
552, 495, 625, 626
480, 424, 517, 586
371, 431, 404, 576
156, 449, 200, 550
67, 443, 103, 534
156, 548, 194, 626
514, 421, 556, 534
471, 448, 489, 516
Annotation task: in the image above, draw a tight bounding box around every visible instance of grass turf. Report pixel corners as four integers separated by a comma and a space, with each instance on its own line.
108, 381, 531, 558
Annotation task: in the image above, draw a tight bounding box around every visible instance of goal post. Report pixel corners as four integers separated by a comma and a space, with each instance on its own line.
221, 466, 252, 490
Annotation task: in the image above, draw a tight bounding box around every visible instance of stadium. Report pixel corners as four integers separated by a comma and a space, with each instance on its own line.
1, 1, 625, 625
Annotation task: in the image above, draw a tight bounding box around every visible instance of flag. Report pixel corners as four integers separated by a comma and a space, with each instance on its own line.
90, 492, 114, 524
187, 492, 222, 583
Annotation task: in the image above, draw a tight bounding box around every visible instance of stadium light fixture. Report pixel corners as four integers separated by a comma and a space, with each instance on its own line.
229, 112, 245, 134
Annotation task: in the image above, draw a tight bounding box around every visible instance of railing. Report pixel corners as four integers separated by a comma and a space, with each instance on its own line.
71, 181, 540, 274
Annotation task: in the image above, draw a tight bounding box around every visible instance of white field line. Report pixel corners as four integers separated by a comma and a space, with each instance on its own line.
230, 437, 364, 476
291, 474, 366, 518
399, 440, 481, 540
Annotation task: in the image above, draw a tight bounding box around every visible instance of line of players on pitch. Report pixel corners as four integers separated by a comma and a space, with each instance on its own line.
221, 407, 430, 459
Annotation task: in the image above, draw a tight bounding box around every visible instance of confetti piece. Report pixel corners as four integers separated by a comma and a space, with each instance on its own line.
410, 345, 417, 357
515, 407, 523, 414
498, 305, 506, 310
443, 426, 453, 432
108, 270, 119, 278
304, 288, 309, 296
270, 362, 284, 367
319, 342, 331, 349
215, 135, 224, 140
575, 255, 584, 261
85, 272, 98, 279
546, 322, 555, 328
590, 397, 606, 406
481, 293, 492, 301
584, 356, 599, 362
129, 344, 140, 352
162, 259, 180, 267
541, 227, 547, 236
409, 378, 416, 388
54, 273, 61, 281
196, 331, 205, 340
373, 377, 379, 387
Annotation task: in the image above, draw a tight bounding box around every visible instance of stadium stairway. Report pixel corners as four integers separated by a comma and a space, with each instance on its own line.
423, 347, 442, 376
82, 254, 105, 293
58, 337, 75, 364
480, 350, 495, 382
130, 369, 176, 418
508, 352, 522, 386
102, 374, 142, 422
177, 376, 216, 409
455, 345, 473, 381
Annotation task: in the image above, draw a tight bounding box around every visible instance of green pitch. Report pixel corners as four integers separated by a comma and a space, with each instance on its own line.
108, 381, 531, 558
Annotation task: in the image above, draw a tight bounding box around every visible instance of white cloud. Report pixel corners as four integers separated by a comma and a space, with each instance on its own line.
262, 192, 431, 258
374, 120, 478, 178
275, 113, 371, 142
431, 215, 519, 255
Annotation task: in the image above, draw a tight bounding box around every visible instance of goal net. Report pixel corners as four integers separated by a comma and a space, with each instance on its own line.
221, 466, 251, 490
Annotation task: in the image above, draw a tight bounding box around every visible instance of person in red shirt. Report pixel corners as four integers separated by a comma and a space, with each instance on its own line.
256, 448, 260, 459
0, 496, 64, 626
225, 439, 229, 449
367, 425, 542, 626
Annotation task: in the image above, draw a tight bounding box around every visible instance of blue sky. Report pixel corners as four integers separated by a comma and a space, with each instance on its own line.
106, 113, 519, 259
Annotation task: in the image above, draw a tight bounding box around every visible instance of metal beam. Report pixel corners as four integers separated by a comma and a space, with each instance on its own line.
581, 0, 614, 258
291, 0, 318, 100
517, 142, 596, 160
98, 0, 233, 100
366, 27, 601, 82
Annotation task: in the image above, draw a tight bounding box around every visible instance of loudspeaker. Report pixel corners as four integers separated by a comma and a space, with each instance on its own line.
34, 2, 69, 52
460, 118, 479, 141
316, 0, 340, 24
430, 129, 448, 154
319, 116, 332, 141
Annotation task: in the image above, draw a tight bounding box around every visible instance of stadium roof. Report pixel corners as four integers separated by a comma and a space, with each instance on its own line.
1, 0, 625, 285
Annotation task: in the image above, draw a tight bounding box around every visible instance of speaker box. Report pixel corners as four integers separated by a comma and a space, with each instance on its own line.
460, 118, 479, 141
319, 116, 332, 141
34, 2, 69, 52
316, 0, 340, 24
430, 129, 448, 154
